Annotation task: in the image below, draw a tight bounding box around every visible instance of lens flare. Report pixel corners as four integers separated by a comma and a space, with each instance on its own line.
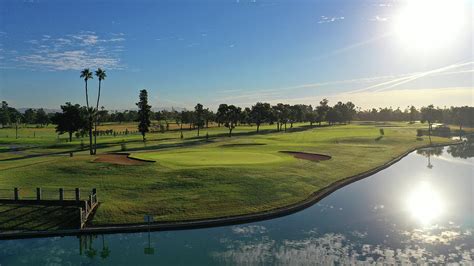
406, 181, 444, 225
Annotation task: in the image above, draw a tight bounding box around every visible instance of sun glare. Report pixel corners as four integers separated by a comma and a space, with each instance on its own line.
394, 0, 466, 52
406, 181, 445, 225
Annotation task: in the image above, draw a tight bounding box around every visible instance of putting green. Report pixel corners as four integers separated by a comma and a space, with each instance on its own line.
131, 150, 286, 167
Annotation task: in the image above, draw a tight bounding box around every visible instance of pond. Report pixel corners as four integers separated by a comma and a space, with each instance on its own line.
0, 142, 473, 264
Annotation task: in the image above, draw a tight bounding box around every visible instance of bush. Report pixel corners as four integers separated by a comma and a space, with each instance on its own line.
433, 126, 451, 137
416, 129, 423, 137
379, 128, 384, 136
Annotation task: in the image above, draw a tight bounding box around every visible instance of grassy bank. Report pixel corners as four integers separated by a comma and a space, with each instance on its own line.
0, 122, 453, 227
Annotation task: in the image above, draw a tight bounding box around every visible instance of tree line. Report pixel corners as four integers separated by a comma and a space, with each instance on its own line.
356, 105, 474, 128
2, 98, 472, 142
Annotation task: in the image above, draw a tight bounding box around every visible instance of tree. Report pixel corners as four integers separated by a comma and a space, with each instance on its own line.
288, 105, 304, 128
250, 102, 271, 133
0, 101, 11, 127
216, 104, 228, 127
343, 102, 356, 123
23, 108, 37, 124
420, 104, 438, 144
35, 108, 50, 126
51, 103, 87, 142
316, 99, 329, 125
409, 105, 419, 122
332, 102, 346, 124
272, 104, 283, 131
203, 108, 214, 128
218, 104, 241, 137
240, 107, 251, 126
93, 68, 107, 154
194, 103, 205, 136
137, 89, 151, 141
326, 107, 340, 125
80, 68, 94, 155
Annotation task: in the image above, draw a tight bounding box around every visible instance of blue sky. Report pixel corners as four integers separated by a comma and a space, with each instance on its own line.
0, 0, 472, 110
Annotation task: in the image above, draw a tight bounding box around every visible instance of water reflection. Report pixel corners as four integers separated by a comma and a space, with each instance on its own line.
405, 181, 444, 226
417, 147, 443, 169
448, 135, 474, 159
212, 224, 474, 264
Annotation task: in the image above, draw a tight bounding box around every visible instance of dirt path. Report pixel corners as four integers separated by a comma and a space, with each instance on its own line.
93, 154, 146, 165
279, 151, 331, 162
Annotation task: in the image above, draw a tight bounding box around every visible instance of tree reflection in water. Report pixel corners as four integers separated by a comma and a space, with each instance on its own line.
448, 135, 474, 159
417, 147, 443, 169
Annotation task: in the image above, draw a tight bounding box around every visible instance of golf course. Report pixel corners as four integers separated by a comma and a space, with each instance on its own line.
0, 121, 455, 229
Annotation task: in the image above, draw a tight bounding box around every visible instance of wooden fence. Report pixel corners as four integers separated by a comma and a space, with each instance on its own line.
0, 188, 99, 229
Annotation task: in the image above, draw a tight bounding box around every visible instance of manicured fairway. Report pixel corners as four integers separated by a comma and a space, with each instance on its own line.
0, 122, 455, 227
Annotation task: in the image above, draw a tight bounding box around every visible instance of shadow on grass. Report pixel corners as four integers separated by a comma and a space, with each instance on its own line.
0, 124, 323, 160
0, 204, 79, 232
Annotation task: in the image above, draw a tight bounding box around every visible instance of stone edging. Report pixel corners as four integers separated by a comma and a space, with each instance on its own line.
0, 141, 461, 240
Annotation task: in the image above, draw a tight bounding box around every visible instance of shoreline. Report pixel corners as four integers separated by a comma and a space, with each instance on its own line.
0, 141, 461, 240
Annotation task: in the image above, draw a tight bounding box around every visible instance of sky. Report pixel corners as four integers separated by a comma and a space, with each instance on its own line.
0, 0, 472, 111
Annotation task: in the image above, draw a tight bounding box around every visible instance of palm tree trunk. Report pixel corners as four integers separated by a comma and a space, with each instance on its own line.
428, 122, 432, 145
85, 80, 90, 108
94, 80, 101, 155
85, 80, 93, 155
89, 117, 93, 155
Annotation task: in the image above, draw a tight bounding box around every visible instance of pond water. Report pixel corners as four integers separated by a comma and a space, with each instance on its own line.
0, 142, 473, 265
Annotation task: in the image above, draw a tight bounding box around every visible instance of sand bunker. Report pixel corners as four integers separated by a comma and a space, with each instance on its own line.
280, 151, 331, 162
93, 154, 146, 166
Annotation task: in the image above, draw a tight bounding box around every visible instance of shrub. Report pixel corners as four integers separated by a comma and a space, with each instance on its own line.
416, 129, 423, 137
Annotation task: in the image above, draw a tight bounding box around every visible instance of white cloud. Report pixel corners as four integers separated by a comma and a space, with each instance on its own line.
318, 16, 345, 24
9, 31, 126, 71
370, 15, 388, 22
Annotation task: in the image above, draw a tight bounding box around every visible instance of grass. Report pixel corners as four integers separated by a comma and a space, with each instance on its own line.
0, 121, 455, 228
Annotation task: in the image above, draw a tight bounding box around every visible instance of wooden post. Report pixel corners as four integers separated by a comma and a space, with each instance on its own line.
92, 188, 97, 203
79, 208, 83, 229
36, 188, 42, 201
14, 188, 19, 201
59, 188, 64, 201
75, 188, 80, 202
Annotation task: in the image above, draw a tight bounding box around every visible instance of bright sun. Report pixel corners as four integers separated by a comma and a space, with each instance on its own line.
406, 181, 445, 225
394, 0, 466, 52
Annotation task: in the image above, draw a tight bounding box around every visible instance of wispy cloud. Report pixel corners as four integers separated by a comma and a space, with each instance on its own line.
7, 31, 126, 71
312, 33, 390, 61
348, 61, 474, 94
370, 15, 388, 22
318, 16, 345, 24
207, 62, 473, 109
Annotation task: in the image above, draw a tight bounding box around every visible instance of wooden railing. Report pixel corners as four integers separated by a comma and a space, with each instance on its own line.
79, 189, 99, 228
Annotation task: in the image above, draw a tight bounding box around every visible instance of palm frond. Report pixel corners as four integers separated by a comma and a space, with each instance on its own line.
95, 68, 107, 81
80, 68, 93, 80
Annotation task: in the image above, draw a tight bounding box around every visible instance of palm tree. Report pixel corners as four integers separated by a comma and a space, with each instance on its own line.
80, 68, 94, 155
93, 68, 106, 154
